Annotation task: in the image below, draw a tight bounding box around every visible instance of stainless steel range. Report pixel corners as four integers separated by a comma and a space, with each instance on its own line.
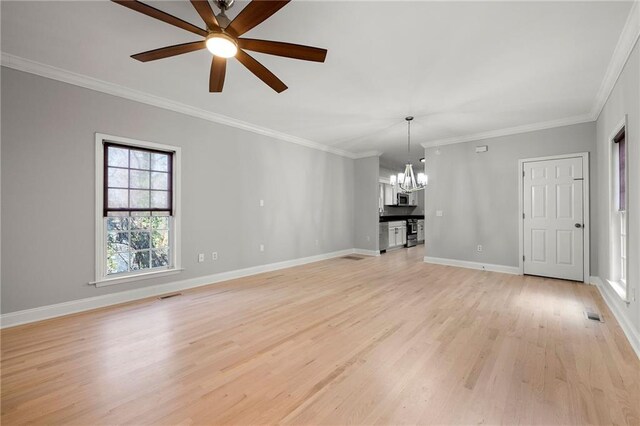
406, 219, 418, 247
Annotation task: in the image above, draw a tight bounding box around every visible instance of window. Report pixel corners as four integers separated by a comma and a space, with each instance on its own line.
609, 125, 628, 299
95, 134, 181, 286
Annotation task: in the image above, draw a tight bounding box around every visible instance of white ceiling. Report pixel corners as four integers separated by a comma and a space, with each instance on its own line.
1, 1, 633, 167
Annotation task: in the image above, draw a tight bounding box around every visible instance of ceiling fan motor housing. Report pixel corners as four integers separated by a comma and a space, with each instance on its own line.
214, 0, 235, 12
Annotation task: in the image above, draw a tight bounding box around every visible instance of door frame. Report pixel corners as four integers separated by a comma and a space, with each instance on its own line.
518, 152, 590, 283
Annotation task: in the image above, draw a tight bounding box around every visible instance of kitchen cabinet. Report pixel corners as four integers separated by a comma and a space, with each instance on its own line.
387, 221, 406, 248
384, 184, 394, 205
378, 181, 396, 209
410, 192, 418, 206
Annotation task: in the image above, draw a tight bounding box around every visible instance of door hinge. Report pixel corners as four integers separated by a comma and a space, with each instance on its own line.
523, 170, 525, 177
523, 213, 525, 219
523, 255, 525, 261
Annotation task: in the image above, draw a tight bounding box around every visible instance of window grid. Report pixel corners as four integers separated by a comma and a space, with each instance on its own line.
105, 215, 171, 275
104, 142, 173, 216
612, 126, 627, 291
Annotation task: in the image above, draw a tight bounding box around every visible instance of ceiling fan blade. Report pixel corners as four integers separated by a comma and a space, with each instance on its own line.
238, 39, 327, 62
210, 55, 227, 92
131, 41, 206, 62
235, 49, 287, 93
226, 1, 290, 38
112, 0, 207, 37
190, 0, 220, 31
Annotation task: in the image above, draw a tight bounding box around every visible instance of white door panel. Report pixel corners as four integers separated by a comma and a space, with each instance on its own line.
523, 157, 584, 281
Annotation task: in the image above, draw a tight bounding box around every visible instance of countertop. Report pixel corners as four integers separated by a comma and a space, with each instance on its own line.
379, 215, 425, 223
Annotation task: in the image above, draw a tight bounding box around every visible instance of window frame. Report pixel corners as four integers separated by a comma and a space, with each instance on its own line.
607, 118, 629, 302
93, 133, 182, 287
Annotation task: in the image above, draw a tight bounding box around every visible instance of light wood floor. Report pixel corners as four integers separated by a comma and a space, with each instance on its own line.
2, 247, 639, 425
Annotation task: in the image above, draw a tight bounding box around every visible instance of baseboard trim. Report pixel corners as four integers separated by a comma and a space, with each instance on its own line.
0, 248, 357, 329
423, 256, 520, 275
591, 276, 640, 360
353, 249, 380, 257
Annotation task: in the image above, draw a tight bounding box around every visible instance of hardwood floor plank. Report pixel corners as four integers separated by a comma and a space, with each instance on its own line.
2, 247, 639, 425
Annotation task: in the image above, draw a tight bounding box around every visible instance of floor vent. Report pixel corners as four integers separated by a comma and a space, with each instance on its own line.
584, 311, 604, 322
342, 255, 365, 261
159, 293, 182, 300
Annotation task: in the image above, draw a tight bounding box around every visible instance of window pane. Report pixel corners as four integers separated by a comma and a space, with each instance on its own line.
130, 150, 150, 170
130, 190, 150, 209
108, 167, 128, 188
619, 139, 626, 211
108, 232, 130, 251
151, 172, 169, 190
152, 230, 169, 248
108, 252, 129, 275
130, 232, 150, 250
130, 170, 150, 189
151, 191, 169, 209
108, 146, 129, 167
151, 216, 169, 230
151, 153, 169, 172
107, 217, 129, 231
130, 216, 150, 230
130, 250, 150, 270
108, 189, 129, 208
152, 249, 169, 268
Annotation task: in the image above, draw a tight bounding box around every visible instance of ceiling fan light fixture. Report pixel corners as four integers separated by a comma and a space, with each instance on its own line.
206, 33, 238, 58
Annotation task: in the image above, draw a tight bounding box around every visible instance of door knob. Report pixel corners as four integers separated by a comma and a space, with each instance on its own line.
575, 223, 582, 228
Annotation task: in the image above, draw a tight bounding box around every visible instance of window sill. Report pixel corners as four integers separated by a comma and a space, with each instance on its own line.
91, 268, 184, 288
606, 279, 628, 302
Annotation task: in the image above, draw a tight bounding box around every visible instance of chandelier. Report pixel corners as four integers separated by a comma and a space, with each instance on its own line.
390, 116, 427, 193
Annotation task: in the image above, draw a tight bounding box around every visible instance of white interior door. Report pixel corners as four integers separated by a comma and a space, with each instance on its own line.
523, 157, 584, 281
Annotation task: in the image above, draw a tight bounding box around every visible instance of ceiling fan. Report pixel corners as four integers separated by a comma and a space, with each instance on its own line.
112, 0, 327, 93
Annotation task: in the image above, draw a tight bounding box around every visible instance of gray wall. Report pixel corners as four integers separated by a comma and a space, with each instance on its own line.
423, 122, 597, 269
1, 67, 355, 313
595, 39, 639, 336
354, 156, 379, 252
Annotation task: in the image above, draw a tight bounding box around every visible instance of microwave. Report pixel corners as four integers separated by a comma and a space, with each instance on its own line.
397, 193, 410, 206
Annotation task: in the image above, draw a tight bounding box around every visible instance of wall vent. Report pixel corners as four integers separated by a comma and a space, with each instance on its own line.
159, 293, 182, 300
584, 311, 604, 322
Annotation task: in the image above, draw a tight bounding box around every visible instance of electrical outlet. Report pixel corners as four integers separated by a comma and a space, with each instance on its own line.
477, 245, 483, 252
315, 239, 319, 246
259, 199, 264, 207
436, 210, 443, 217
366, 235, 370, 242
212, 252, 218, 261
259, 244, 264, 252
198, 253, 205, 263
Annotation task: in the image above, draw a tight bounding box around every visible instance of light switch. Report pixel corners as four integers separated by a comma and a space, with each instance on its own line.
436, 210, 443, 217
259, 199, 264, 207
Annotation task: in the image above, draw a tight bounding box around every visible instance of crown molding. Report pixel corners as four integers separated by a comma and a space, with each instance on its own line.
0, 52, 366, 159
352, 150, 383, 159
420, 113, 593, 148
591, 0, 640, 120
